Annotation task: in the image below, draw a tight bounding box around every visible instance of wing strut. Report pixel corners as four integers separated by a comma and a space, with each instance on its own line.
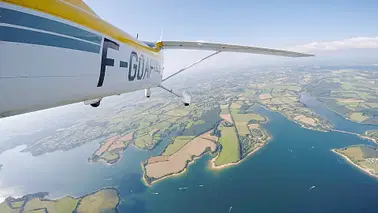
162, 51, 222, 82
158, 51, 222, 106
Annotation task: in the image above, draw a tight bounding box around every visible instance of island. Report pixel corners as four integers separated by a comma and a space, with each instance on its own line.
333, 145, 378, 178
142, 102, 271, 185
0, 188, 120, 213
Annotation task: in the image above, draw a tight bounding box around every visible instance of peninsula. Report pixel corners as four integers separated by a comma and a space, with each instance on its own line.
143, 130, 218, 185
0, 188, 120, 213
333, 145, 378, 178
143, 102, 271, 185
88, 132, 133, 164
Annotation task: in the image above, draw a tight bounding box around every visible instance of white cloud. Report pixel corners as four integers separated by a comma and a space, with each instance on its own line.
291, 37, 378, 52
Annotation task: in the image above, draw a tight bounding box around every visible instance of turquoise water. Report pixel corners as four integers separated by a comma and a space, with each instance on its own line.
117, 107, 378, 213
0, 133, 174, 200
1, 101, 378, 212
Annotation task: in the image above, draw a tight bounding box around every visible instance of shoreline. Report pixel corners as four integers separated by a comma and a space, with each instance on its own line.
210, 133, 272, 170
331, 149, 378, 179
315, 98, 378, 126
142, 150, 214, 187
142, 112, 271, 185
332, 129, 377, 144
209, 145, 263, 170
2, 187, 121, 211
210, 106, 271, 170
259, 102, 332, 132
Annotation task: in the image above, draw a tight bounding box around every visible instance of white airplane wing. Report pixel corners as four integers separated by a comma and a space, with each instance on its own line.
156, 41, 313, 57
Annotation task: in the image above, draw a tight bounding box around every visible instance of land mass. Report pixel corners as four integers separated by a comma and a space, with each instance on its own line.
15, 65, 343, 158
213, 102, 270, 168
88, 132, 133, 164
12, 66, 378, 173
0, 188, 120, 213
143, 103, 271, 185
143, 130, 218, 185
365, 130, 378, 143
306, 69, 378, 125
333, 145, 378, 178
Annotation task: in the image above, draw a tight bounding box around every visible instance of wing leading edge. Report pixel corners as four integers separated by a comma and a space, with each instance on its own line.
155, 41, 314, 57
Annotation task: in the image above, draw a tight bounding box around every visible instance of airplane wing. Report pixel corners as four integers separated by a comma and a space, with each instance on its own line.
155, 41, 314, 57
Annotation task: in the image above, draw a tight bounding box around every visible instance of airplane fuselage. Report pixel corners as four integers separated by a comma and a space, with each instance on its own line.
0, 0, 313, 118
0, 1, 163, 117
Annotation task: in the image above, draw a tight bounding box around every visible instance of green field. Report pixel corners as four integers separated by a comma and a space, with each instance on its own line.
231, 108, 266, 122
76, 189, 119, 213
235, 122, 250, 136
100, 151, 119, 162
162, 136, 195, 156
185, 120, 205, 129
134, 133, 153, 149
10, 201, 23, 208
166, 108, 191, 116
24, 196, 78, 213
214, 126, 240, 166
261, 84, 301, 92
349, 112, 369, 123
0, 189, 119, 213
230, 103, 241, 109
0, 203, 14, 213
27, 209, 45, 213
366, 130, 378, 138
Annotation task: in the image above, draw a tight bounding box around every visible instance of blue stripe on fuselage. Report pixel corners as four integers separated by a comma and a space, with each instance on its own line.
0, 26, 100, 53
0, 7, 102, 44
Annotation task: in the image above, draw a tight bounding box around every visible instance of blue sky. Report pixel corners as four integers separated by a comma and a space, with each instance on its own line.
84, 0, 378, 46
83, 0, 378, 71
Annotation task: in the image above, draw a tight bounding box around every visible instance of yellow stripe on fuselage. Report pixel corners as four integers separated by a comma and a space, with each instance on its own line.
1, 0, 161, 58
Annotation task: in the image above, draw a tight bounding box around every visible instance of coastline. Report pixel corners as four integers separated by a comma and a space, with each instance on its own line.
142, 112, 271, 185
143, 142, 267, 186
142, 150, 214, 187
259, 102, 331, 132
209, 105, 271, 170
210, 133, 272, 170
332, 129, 377, 144
315, 98, 378, 126
1, 187, 121, 212
209, 145, 262, 170
331, 149, 378, 179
